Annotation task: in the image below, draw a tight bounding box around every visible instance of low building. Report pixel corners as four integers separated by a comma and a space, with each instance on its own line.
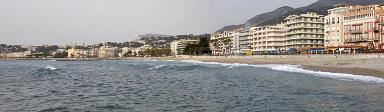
67, 48, 78, 58
5, 51, 31, 58
98, 46, 121, 58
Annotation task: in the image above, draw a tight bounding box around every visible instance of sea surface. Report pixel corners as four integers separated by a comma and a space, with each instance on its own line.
0, 60, 384, 112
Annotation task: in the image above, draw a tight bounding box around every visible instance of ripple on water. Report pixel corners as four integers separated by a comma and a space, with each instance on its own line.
0, 60, 383, 111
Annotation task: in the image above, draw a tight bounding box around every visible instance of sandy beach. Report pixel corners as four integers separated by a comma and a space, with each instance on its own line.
139, 54, 384, 78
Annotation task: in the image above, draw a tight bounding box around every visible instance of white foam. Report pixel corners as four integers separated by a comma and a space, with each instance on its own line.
44, 65, 59, 70
149, 65, 165, 70
179, 60, 384, 83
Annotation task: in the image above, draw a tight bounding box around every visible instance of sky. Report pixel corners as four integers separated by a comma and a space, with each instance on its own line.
0, 0, 317, 45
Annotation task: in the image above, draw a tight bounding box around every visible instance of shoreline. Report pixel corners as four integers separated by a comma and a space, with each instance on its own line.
2, 55, 384, 79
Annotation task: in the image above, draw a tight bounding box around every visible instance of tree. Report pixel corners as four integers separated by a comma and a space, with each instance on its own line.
54, 51, 68, 58
123, 50, 133, 57
222, 37, 231, 55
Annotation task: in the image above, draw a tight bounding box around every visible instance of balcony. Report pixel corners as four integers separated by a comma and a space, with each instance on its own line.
346, 29, 363, 34
287, 36, 323, 40
286, 42, 323, 46
346, 37, 368, 43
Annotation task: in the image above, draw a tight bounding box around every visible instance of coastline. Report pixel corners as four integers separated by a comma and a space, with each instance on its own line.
142, 54, 384, 79
2, 54, 384, 79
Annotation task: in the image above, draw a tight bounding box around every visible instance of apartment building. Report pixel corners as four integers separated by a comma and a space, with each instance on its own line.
230, 30, 241, 54
251, 25, 286, 54
325, 4, 350, 52
170, 39, 199, 55
238, 28, 252, 55
210, 31, 232, 55
284, 12, 325, 50
343, 4, 384, 51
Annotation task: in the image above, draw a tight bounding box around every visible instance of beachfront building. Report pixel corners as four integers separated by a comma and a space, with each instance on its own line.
210, 31, 232, 55
4, 51, 31, 58
67, 47, 78, 58
343, 4, 384, 52
284, 12, 325, 51
251, 25, 286, 55
325, 4, 350, 53
381, 15, 384, 50
230, 30, 241, 55
98, 46, 121, 58
238, 28, 252, 55
170, 39, 200, 55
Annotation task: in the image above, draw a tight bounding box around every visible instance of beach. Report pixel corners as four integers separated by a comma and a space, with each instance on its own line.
141, 54, 384, 78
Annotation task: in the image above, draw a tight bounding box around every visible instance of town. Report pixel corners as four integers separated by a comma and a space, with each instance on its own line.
1, 4, 384, 59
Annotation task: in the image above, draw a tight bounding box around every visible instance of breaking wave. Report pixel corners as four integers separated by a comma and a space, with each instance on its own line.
178, 60, 384, 83
44, 65, 59, 71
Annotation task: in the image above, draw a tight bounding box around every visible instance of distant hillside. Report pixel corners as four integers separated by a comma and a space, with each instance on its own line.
217, 0, 384, 32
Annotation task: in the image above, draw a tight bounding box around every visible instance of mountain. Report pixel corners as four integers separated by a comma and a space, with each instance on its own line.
217, 0, 384, 32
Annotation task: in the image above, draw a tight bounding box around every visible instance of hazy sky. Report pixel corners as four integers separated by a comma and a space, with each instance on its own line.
0, 0, 317, 45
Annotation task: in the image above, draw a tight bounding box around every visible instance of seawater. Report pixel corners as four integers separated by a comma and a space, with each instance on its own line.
0, 60, 383, 112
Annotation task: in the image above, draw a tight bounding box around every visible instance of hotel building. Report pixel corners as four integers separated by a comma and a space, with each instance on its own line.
251, 25, 286, 54
284, 12, 325, 50
325, 4, 350, 52
343, 4, 384, 51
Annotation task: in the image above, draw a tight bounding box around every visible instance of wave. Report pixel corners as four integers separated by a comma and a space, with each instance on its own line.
44, 65, 59, 71
178, 60, 384, 83
148, 65, 166, 70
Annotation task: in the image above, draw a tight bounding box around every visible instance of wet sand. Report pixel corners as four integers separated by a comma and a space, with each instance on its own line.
142, 55, 384, 78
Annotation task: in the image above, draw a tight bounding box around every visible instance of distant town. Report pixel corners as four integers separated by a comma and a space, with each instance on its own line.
1, 4, 384, 59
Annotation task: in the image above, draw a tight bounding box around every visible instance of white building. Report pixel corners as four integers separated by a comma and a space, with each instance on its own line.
238, 28, 252, 54
284, 12, 325, 50
170, 39, 199, 55
98, 46, 121, 58
251, 25, 286, 54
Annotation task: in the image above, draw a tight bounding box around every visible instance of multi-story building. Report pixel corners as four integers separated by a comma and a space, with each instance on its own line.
230, 30, 241, 55
380, 15, 384, 49
325, 4, 350, 52
284, 12, 325, 51
343, 4, 384, 51
170, 39, 199, 55
238, 28, 252, 55
251, 25, 286, 54
210, 31, 232, 55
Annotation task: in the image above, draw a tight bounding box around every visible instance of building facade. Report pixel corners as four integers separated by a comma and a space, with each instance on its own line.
251, 25, 286, 54
343, 4, 384, 51
98, 46, 121, 58
210, 31, 232, 55
325, 4, 350, 52
238, 28, 252, 55
284, 12, 325, 51
170, 39, 199, 55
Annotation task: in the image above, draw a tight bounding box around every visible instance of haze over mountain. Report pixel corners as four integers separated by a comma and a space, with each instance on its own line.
217, 0, 384, 32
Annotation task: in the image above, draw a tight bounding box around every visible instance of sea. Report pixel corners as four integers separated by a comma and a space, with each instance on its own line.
0, 60, 384, 112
